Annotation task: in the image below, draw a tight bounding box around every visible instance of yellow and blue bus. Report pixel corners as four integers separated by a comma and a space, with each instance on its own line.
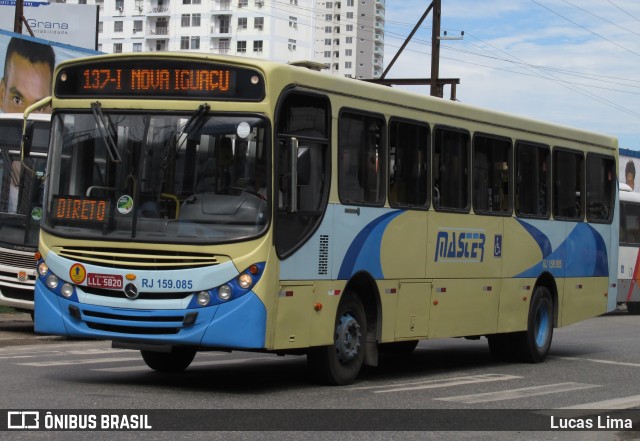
28, 53, 618, 385
0, 112, 50, 315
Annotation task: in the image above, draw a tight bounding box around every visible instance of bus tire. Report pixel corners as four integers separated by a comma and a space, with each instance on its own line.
307, 295, 367, 385
140, 348, 196, 372
515, 286, 554, 363
627, 302, 640, 315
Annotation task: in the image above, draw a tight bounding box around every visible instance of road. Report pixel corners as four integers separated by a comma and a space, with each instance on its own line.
0, 310, 639, 440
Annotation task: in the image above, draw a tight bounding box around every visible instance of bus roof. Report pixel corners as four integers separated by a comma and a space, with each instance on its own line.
52, 52, 618, 151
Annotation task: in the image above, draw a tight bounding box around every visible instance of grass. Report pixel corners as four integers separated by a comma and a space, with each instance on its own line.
0, 306, 16, 314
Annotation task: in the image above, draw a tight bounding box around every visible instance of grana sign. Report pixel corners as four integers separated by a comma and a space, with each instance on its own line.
0, 1, 98, 51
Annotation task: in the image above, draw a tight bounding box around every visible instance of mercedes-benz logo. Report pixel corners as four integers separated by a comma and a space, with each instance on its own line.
124, 283, 139, 300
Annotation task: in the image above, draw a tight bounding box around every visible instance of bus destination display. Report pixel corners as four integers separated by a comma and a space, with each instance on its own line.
55, 59, 265, 100
52, 196, 111, 224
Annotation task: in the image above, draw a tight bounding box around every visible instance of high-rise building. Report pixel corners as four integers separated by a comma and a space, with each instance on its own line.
50, 0, 384, 79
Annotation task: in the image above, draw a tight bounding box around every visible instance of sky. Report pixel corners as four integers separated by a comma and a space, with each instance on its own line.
382, 0, 640, 149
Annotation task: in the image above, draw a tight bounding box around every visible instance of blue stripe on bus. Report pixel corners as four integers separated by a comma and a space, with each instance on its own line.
516, 222, 609, 278
516, 219, 553, 258
338, 210, 404, 280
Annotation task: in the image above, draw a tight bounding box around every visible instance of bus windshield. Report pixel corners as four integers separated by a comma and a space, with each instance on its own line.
45, 111, 270, 244
0, 119, 48, 248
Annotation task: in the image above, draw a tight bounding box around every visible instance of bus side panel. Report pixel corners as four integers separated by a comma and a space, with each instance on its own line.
428, 279, 500, 338
380, 210, 428, 279
426, 212, 502, 338
394, 281, 431, 339
561, 222, 611, 325
272, 283, 314, 349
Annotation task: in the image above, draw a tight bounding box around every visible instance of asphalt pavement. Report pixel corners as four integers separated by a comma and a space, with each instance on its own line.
0, 312, 67, 347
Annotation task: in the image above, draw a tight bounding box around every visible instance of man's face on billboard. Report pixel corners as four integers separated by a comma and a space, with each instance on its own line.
0, 52, 52, 113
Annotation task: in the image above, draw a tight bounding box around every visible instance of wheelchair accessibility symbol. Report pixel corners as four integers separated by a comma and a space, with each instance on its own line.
494, 235, 502, 257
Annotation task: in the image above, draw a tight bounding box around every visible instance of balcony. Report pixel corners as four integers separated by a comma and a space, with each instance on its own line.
211, 1, 231, 14
210, 46, 231, 55
147, 26, 169, 38
210, 25, 232, 36
148, 6, 170, 16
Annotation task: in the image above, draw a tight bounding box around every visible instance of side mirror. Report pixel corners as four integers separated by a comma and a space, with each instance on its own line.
21, 96, 52, 162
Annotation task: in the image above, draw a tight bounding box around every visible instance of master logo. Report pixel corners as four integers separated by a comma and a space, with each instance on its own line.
434, 228, 486, 263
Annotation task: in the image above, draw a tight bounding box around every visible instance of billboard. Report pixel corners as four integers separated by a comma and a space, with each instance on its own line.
0, 29, 101, 114
0, 1, 98, 51
620, 148, 640, 193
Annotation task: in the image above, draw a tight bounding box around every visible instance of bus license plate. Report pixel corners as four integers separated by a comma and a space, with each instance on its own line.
87, 273, 123, 289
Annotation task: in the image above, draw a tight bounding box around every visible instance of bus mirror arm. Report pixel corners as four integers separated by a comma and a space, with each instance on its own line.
290, 137, 298, 213
21, 96, 52, 160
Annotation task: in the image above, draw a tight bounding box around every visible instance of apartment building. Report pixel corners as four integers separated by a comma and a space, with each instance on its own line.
51, 0, 384, 79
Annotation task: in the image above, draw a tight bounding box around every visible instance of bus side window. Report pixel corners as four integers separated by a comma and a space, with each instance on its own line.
433, 126, 470, 212
553, 148, 584, 220
338, 111, 386, 206
586, 154, 615, 223
388, 119, 429, 208
472, 133, 511, 215
515, 141, 550, 218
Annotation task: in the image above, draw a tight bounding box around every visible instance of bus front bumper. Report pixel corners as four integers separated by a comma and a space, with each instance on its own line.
34, 280, 267, 349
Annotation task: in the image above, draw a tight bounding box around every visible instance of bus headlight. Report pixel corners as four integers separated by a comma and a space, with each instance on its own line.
218, 284, 232, 301
196, 291, 210, 306
46, 274, 59, 289
38, 262, 49, 277
61, 283, 74, 298
238, 273, 253, 289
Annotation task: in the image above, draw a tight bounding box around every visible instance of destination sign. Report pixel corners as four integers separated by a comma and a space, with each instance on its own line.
55, 58, 265, 100
52, 196, 111, 224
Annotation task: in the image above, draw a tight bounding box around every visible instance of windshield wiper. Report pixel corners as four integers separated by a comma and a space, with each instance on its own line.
162, 103, 210, 169
181, 103, 210, 137
91, 101, 122, 163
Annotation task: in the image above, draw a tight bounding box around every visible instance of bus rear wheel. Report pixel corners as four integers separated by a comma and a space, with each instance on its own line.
307, 296, 367, 385
515, 286, 554, 363
141, 348, 197, 372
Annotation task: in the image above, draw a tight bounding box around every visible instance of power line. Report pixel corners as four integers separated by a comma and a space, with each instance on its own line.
558, 0, 640, 39
605, 0, 640, 24
529, 0, 640, 58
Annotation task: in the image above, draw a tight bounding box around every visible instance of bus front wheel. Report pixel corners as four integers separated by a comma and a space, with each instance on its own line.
515, 286, 554, 363
141, 348, 197, 372
307, 296, 367, 385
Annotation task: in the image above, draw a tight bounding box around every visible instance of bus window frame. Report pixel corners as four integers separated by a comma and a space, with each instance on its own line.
387, 116, 431, 211
515, 140, 551, 220
552, 146, 585, 222
432, 124, 471, 213
585, 152, 616, 224
471, 132, 513, 217
337, 107, 387, 208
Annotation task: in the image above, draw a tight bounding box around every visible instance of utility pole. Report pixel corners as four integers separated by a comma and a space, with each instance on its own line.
430, 0, 443, 98
367, 0, 460, 100
13, 0, 35, 36
14, 0, 23, 34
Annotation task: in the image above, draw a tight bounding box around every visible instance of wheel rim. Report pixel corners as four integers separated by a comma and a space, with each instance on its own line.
334, 312, 362, 363
534, 302, 550, 348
